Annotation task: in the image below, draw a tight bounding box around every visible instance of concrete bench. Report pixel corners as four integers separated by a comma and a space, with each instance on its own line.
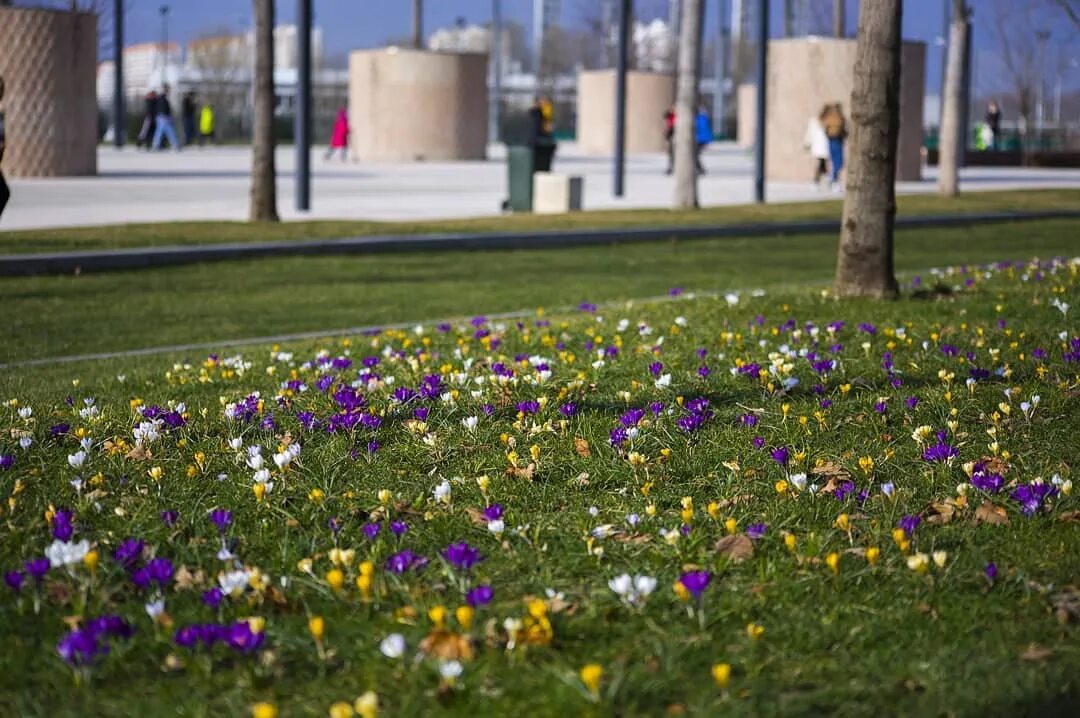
532, 173, 583, 214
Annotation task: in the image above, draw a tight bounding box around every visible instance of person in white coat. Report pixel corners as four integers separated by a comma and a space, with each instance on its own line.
804, 112, 830, 188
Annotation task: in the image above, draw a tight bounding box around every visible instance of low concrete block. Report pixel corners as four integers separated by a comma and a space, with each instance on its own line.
532, 174, 583, 215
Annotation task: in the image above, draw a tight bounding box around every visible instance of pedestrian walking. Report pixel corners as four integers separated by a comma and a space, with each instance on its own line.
804, 109, 830, 188
0, 75, 9, 222
325, 107, 349, 161
528, 95, 556, 172
664, 105, 676, 175
985, 101, 1002, 151
199, 102, 216, 146
694, 102, 713, 175
821, 102, 847, 191
152, 85, 181, 151
181, 91, 197, 146
137, 90, 158, 149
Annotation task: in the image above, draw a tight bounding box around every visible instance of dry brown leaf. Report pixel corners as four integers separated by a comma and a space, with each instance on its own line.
715, 534, 755, 562
62, 615, 83, 630
1020, 645, 1052, 662
574, 438, 592, 458
813, 461, 852, 479
925, 500, 958, 525
612, 532, 652, 544
125, 444, 153, 461
975, 501, 1009, 525
573, 472, 590, 486
173, 565, 205, 591
716, 494, 754, 510
266, 586, 288, 606
505, 463, 537, 481
978, 456, 1011, 475
1057, 510, 1080, 523
465, 507, 489, 527
418, 630, 474, 661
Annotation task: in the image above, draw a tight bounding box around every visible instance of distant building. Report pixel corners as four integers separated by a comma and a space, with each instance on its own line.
533, 0, 561, 72
427, 22, 520, 77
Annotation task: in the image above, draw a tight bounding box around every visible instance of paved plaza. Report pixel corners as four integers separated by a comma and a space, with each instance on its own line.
3, 142, 1080, 231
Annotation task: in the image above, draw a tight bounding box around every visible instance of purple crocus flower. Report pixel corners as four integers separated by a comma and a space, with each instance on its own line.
209, 509, 232, 534
384, 550, 428, 574
160, 509, 179, 528
202, 587, 225, 608
466, 584, 494, 607
905, 396, 919, 410
51, 509, 75, 542
4, 570, 25, 593
922, 442, 959, 463
112, 538, 144, 568
24, 558, 49, 583
145, 557, 174, 588
1010, 483, 1058, 517
740, 414, 759, 427
752, 436, 766, 450
833, 480, 856, 502
224, 621, 265, 654
679, 571, 711, 599
971, 470, 1004, 494
771, 447, 790, 467
559, 403, 578, 418
390, 520, 408, 537
363, 523, 381, 540
441, 541, 483, 571
0, 455, 13, 470
482, 504, 504, 521
746, 523, 767, 540
57, 629, 103, 665
897, 515, 921, 537
984, 562, 998, 583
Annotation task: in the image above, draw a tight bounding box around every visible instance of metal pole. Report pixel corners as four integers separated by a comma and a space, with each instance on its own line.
614, 0, 631, 197
113, 0, 124, 147
753, 0, 767, 203
959, 12, 972, 166
160, 5, 169, 87
833, 0, 845, 37
713, 0, 728, 137
296, 0, 312, 211
939, 0, 949, 130
413, 0, 423, 49
489, 0, 502, 144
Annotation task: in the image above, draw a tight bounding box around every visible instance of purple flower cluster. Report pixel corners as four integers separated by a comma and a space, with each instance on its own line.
466, 584, 494, 607
131, 557, 174, 591
971, 468, 1004, 494
174, 621, 265, 654
679, 570, 711, 599
384, 550, 428, 574
57, 615, 134, 666
442, 541, 483, 571
1010, 483, 1058, 517
51, 509, 75, 541
676, 398, 713, 433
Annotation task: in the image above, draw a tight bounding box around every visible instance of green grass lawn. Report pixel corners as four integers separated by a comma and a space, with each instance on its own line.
0, 253, 1078, 717
3, 218, 1080, 365
1, 188, 1077, 255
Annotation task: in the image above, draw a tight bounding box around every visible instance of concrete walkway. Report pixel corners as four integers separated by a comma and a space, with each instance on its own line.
3, 141, 1080, 231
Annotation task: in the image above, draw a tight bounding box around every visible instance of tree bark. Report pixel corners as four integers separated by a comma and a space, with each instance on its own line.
672, 0, 703, 209
249, 0, 279, 223
833, 0, 902, 299
937, 0, 969, 197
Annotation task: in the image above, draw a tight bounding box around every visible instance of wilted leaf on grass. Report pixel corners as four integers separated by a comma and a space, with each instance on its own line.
975, 501, 1009, 525
125, 445, 153, 461
418, 630, 474, 661
574, 438, 591, 457
1057, 510, 1080, 523
466, 507, 489, 526
978, 456, 1011, 475
613, 532, 652, 544
925, 499, 960, 525
573, 472, 590, 486
1020, 644, 1052, 662
506, 463, 537, 481
813, 461, 851, 479
173, 566, 205, 591
715, 534, 754, 562
715, 494, 754, 510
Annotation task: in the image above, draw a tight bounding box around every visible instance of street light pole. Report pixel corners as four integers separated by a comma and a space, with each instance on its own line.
489, 0, 502, 145
753, 0, 768, 203
159, 5, 170, 87
296, 0, 312, 211
713, 0, 728, 135
614, 0, 631, 197
113, 0, 124, 147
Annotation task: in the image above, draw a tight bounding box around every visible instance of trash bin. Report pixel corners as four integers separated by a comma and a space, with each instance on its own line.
506, 145, 534, 212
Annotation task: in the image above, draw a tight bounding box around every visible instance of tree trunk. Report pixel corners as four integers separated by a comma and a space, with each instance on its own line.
833, 0, 902, 299
672, 0, 703, 209
937, 0, 969, 197
249, 0, 279, 223
412, 0, 423, 49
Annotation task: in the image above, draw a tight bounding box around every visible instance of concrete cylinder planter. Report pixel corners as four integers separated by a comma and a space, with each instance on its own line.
348, 48, 488, 162
576, 70, 675, 155
0, 6, 98, 177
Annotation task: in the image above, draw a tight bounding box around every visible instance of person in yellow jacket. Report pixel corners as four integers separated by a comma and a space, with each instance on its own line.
198, 103, 216, 146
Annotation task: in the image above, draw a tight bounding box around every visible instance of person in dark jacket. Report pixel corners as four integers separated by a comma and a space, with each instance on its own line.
181, 92, 198, 147
693, 102, 713, 175
0, 75, 9, 221
528, 95, 556, 172
664, 106, 676, 174
985, 101, 1002, 150
137, 90, 158, 149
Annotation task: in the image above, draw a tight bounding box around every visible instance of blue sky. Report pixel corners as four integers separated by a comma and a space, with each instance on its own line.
64, 0, 1080, 94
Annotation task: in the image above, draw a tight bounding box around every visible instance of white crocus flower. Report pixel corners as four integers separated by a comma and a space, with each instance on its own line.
45, 539, 90, 567
433, 479, 451, 504
380, 633, 406, 659
67, 451, 86, 469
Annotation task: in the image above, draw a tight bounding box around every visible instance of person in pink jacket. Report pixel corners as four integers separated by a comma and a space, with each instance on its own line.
325, 107, 349, 161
